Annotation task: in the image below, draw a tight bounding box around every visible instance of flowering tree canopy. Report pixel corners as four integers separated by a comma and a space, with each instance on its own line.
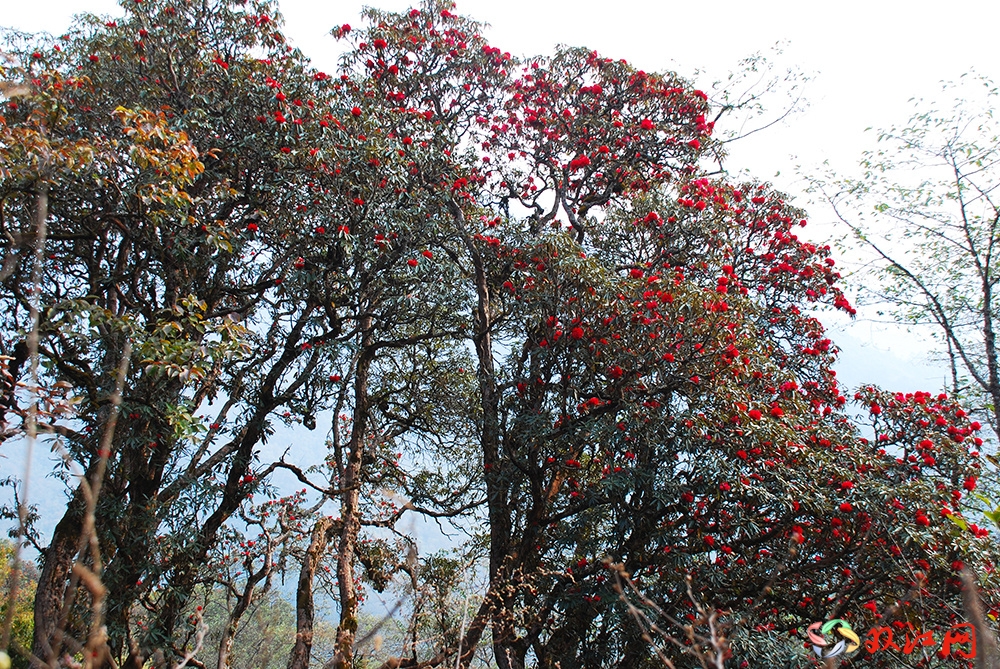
0, 2, 997, 669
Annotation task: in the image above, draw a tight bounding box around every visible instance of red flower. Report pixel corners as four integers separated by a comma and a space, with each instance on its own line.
870, 403, 882, 415
293, 257, 305, 269
640, 118, 655, 131
629, 268, 644, 278
839, 502, 853, 513
373, 38, 388, 49
351, 106, 362, 116
246, 223, 258, 232
407, 258, 419, 267
964, 476, 977, 492
687, 138, 701, 150
274, 111, 286, 123
748, 409, 762, 420
314, 226, 325, 234
89, 54, 99, 62
570, 327, 584, 340
769, 406, 784, 418
421, 250, 433, 259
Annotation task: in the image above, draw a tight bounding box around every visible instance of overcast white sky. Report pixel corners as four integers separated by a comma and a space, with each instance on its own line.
8, 0, 998, 175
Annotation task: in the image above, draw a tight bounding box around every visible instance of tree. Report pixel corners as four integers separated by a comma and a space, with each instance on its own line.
1, 4, 337, 663
1, 2, 998, 669
330, 9, 1000, 668
809, 74, 1000, 445
0, 1, 479, 666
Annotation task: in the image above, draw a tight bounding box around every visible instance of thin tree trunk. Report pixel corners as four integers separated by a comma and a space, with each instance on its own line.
331, 315, 375, 669
980, 282, 1000, 441
218, 558, 273, 669
451, 201, 521, 669
467, 238, 519, 669
286, 516, 335, 669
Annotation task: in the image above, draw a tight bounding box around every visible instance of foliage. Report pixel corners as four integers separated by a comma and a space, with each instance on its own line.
0, 540, 36, 669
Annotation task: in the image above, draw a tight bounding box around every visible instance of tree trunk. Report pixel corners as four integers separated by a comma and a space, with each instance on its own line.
31, 491, 85, 667
331, 314, 375, 669
218, 559, 273, 669
286, 516, 335, 669
460, 229, 520, 669
979, 282, 1000, 442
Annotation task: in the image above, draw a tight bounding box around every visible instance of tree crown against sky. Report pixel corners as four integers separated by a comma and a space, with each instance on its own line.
0, 2, 998, 669
809, 76, 1000, 442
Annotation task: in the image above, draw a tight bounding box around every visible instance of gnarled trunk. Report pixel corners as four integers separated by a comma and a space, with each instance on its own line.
32, 491, 85, 667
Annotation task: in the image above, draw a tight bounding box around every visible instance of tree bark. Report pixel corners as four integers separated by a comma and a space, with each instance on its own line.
331, 314, 375, 669
286, 516, 336, 669
461, 224, 520, 669
31, 490, 85, 667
